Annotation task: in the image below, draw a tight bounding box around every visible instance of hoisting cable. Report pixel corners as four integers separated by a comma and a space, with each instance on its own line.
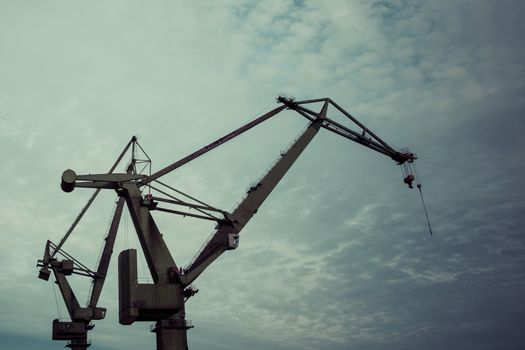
51, 279, 62, 320
417, 184, 433, 236
149, 186, 221, 221
412, 161, 433, 236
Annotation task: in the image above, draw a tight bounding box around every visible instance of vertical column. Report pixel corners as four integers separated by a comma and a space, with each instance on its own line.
118, 249, 139, 325
152, 312, 192, 350
67, 336, 89, 350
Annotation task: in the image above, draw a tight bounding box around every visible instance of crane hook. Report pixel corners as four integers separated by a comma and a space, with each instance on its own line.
398, 150, 433, 236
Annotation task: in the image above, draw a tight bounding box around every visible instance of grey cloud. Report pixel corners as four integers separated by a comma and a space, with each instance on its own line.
1, 1, 525, 350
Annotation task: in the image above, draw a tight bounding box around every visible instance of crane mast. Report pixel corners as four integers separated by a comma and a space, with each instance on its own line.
37, 96, 417, 350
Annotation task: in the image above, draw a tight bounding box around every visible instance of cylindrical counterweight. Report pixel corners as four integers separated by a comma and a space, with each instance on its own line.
61, 169, 76, 192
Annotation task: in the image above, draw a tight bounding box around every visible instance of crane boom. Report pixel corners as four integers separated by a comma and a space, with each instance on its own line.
183, 102, 328, 284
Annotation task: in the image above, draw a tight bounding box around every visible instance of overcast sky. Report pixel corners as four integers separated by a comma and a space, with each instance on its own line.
1, 1, 524, 349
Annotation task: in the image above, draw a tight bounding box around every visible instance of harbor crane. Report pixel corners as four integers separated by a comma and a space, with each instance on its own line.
37, 96, 421, 350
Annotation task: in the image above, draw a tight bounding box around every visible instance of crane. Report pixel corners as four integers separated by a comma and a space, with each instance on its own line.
37, 96, 419, 350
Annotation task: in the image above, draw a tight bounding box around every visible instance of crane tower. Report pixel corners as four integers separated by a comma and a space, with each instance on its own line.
37, 96, 418, 350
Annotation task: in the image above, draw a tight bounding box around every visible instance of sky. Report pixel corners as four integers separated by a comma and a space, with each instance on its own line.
0, 0, 524, 349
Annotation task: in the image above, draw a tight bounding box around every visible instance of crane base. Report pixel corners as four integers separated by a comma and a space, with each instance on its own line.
52, 320, 87, 340
151, 318, 191, 350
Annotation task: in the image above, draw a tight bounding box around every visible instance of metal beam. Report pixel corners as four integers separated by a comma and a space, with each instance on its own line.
184, 119, 323, 283
89, 197, 125, 308
328, 99, 396, 153
53, 269, 81, 319
122, 183, 178, 283
141, 105, 286, 186
153, 207, 221, 222
153, 197, 228, 215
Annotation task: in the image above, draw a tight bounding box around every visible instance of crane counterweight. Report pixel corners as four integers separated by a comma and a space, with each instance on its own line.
61, 169, 77, 193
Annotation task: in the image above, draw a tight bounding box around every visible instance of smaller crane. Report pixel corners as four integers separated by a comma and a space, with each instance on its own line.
37, 137, 148, 349
36, 205, 121, 350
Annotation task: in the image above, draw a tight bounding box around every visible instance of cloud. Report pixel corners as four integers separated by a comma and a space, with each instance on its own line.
1, 1, 525, 350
